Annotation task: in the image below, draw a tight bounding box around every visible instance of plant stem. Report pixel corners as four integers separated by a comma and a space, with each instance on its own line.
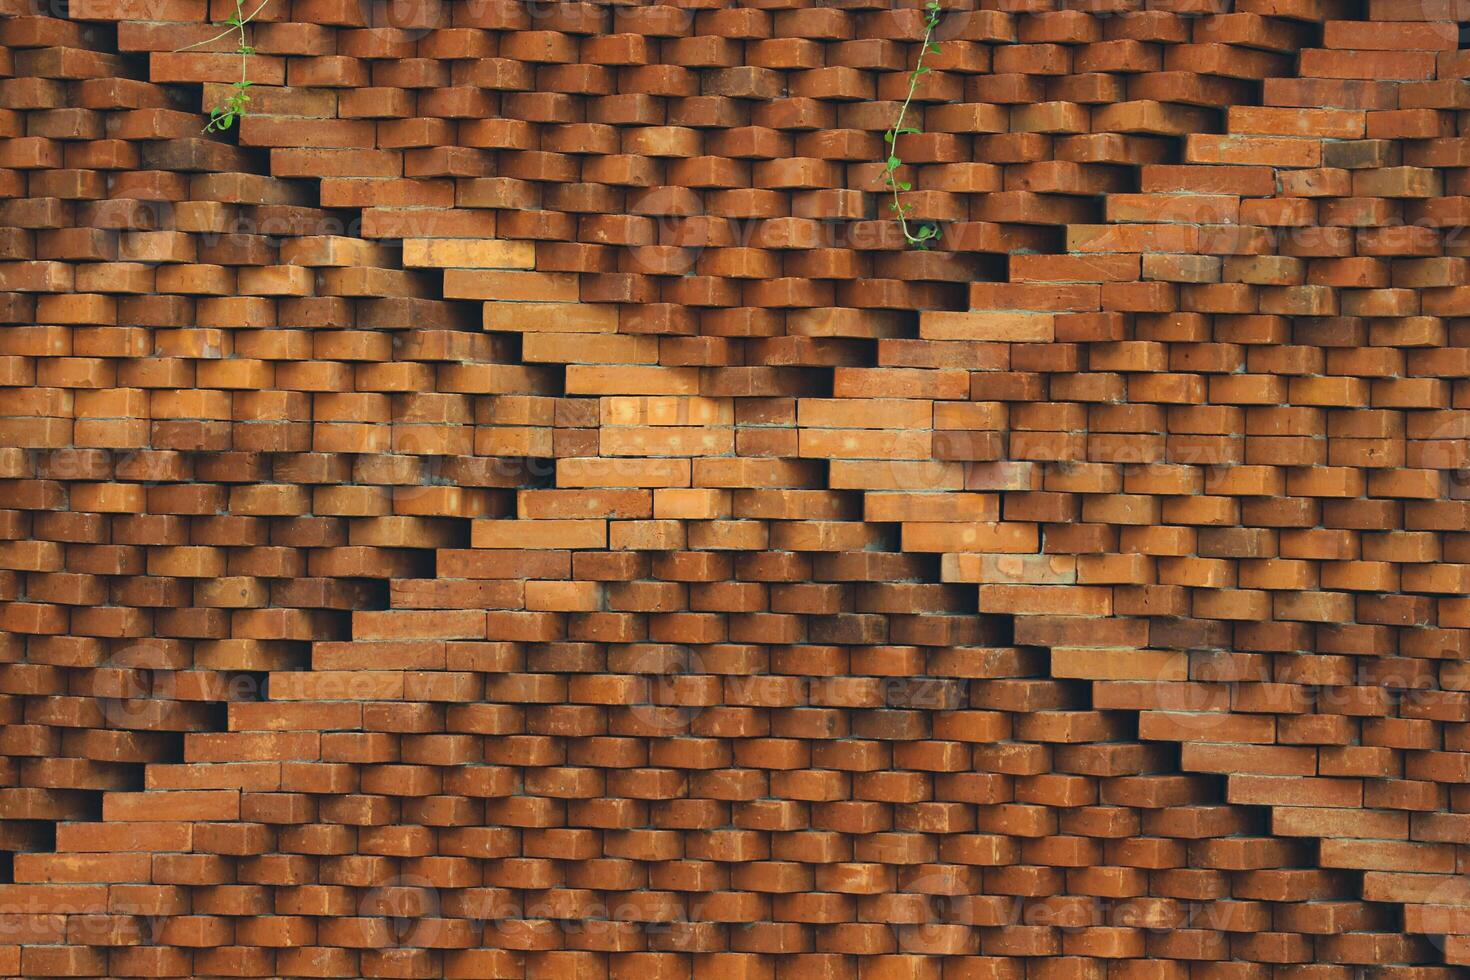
176, 0, 269, 133
174, 0, 270, 53
883, 1, 943, 250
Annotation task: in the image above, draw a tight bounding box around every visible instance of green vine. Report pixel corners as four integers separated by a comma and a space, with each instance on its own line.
883, 0, 943, 250
175, 0, 270, 133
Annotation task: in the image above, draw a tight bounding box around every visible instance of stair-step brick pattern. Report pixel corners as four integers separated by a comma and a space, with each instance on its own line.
2, 0, 1470, 976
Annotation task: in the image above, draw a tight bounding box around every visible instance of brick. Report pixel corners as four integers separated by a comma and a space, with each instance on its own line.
471, 519, 608, 550
1051, 647, 1188, 681
103, 791, 240, 822
1228, 775, 1363, 809
920, 311, 1054, 342
1185, 134, 1322, 169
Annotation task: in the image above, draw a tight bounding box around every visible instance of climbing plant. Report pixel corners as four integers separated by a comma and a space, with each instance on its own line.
175, 0, 270, 133
883, 0, 943, 250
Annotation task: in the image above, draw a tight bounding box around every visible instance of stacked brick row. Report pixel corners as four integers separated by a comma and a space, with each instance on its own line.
1, 0, 1470, 976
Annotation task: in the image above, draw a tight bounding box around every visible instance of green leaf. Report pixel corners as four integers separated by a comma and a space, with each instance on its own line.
204, 108, 236, 133
887, 155, 901, 171
897, 180, 912, 191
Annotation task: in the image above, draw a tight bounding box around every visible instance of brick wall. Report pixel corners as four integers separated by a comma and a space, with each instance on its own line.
1, 0, 1470, 976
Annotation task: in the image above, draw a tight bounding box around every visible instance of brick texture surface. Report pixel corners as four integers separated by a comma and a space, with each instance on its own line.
1, 0, 1470, 975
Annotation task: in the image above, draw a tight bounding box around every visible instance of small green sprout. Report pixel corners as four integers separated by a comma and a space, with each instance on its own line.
884, 0, 944, 250
174, 0, 270, 133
